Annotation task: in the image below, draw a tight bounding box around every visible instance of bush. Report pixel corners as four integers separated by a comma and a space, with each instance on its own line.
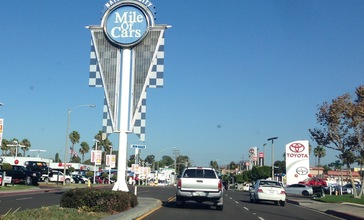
60, 188, 138, 214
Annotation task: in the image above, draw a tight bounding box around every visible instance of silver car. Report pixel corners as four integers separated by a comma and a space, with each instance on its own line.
284, 183, 313, 196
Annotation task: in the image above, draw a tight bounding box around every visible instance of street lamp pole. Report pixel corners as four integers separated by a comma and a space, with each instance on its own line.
263, 143, 266, 166
267, 137, 278, 180
63, 104, 95, 185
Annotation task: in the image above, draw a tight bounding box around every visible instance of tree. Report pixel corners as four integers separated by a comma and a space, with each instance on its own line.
79, 142, 90, 163
144, 155, 155, 167
251, 166, 271, 181
69, 131, 80, 161
274, 161, 286, 174
309, 85, 364, 198
314, 145, 326, 175
1, 139, 10, 155
20, 138, 31, 156
210, 160, 219, 170
176, 155, 190, 175
55, 153, 61, 162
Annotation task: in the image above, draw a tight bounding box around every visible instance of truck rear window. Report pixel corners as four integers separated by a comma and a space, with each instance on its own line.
183, 169, 216, 179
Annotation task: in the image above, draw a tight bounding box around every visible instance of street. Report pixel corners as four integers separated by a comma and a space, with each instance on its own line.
135, 186, 341, 220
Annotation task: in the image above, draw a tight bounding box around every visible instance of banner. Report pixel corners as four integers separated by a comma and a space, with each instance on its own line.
0, 119, 3, 145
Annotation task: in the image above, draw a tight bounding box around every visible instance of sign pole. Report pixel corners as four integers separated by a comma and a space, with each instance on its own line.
113, 48, 132, 192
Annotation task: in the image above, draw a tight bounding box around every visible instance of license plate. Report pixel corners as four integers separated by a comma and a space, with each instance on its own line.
193, 192, 205, 196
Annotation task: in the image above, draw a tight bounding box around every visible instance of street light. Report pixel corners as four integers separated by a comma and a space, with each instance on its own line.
263, 143, 267, 166
267, 137, 278, 180
63, 104, 96, 185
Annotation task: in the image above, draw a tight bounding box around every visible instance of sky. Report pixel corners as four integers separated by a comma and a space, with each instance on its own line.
1, 1, 364, 168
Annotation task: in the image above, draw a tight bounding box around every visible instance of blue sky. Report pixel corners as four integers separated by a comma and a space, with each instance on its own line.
1, 1, 363, 167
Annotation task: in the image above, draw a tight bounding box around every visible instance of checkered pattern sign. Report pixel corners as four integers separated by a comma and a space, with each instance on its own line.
88, 26, 167, 141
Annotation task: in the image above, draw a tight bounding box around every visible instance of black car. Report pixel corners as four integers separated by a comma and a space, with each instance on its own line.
72, 175, 86, 184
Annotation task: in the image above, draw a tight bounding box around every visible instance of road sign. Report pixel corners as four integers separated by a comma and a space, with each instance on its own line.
130, 144, 146, 149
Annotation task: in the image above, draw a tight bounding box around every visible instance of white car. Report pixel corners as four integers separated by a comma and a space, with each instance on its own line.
250, 179, 286, 206
284, 183, 313, 196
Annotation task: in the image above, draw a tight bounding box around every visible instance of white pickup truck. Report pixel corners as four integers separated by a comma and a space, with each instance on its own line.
41, 171, 74, 184
176, 167, 224, 210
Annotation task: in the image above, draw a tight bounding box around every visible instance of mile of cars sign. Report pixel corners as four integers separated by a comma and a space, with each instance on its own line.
87, 0, 170, 192
285, 140, 310, 186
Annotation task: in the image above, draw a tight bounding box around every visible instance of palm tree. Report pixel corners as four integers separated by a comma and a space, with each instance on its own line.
79, 142, 90, 163
69, 131, 80, 161
314, 145, 326, 175
1, 139, 10, 155
20, 138, 31, 156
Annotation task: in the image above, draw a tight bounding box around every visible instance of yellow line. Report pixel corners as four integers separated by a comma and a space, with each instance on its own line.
135, 206, 162, 220
135, 197, 176, 220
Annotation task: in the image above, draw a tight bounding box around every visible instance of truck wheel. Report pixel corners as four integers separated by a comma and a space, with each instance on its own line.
216, 205, 223, 211
65, 178, 71, 184
176, 196, 185, 207
25, 177, 33, 186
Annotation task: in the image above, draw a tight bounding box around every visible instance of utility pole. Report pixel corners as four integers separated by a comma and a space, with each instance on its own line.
267, 137, 278, 180
173, 148, 179, 175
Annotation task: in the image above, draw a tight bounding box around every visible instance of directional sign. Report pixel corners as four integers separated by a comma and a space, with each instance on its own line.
130, 144, 146, 149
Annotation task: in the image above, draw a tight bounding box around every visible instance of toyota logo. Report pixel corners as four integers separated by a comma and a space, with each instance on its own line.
296, 167, 308, 175
289, 143, 305, 153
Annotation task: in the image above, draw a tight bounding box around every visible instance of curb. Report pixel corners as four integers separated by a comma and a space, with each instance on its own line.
102, 197, 162, 220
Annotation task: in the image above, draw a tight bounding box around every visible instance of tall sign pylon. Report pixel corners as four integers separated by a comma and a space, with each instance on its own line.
87, 0, 171, 191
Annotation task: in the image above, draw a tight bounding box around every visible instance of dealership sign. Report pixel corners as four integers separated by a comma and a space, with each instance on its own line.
102, 0, 154, 47
285, 140, 310, 185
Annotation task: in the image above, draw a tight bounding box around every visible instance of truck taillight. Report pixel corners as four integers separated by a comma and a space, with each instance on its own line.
218, 180, 222, 191
177, 179, 182, 189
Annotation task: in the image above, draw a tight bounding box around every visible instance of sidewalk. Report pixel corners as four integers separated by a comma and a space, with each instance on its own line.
286, 197, 364, 220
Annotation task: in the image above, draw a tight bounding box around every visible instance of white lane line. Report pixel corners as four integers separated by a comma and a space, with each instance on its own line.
16, 197, 33, 201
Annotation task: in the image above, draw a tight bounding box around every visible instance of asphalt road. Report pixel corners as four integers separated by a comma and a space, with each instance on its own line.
135, 186, 342, 220
0, 190, 63, 215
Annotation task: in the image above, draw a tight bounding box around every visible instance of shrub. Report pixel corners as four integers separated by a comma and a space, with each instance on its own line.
60, 188, 138, 214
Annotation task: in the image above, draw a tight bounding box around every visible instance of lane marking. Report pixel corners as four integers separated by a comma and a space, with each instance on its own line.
16, 197, 33, 201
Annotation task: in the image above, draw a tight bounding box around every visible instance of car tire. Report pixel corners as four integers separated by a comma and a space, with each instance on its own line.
25, 177, 33, 186
216, 205, 223, 211
302, 191, 309, 197
250, 194, 254, 203
280, 201, 286, 206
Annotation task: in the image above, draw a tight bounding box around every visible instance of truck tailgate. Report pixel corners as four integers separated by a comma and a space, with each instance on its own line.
180, 178, 220, 192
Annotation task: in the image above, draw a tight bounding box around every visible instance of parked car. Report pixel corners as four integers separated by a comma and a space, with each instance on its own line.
334, 183, 361, 194
72, 175, 86, 184
299, 177, 327, 187
250, 179, 286, 206
284, 183, 313, 196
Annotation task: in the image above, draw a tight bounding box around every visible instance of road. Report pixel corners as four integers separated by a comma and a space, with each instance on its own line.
0, 185, 346, 219
0, 190, 63, 215
135, 186, 342, 220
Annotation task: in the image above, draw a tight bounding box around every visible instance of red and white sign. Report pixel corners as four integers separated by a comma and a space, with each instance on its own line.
285, 140, 309, 185
106, 155, 116, 168
91, 150, 102, 165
